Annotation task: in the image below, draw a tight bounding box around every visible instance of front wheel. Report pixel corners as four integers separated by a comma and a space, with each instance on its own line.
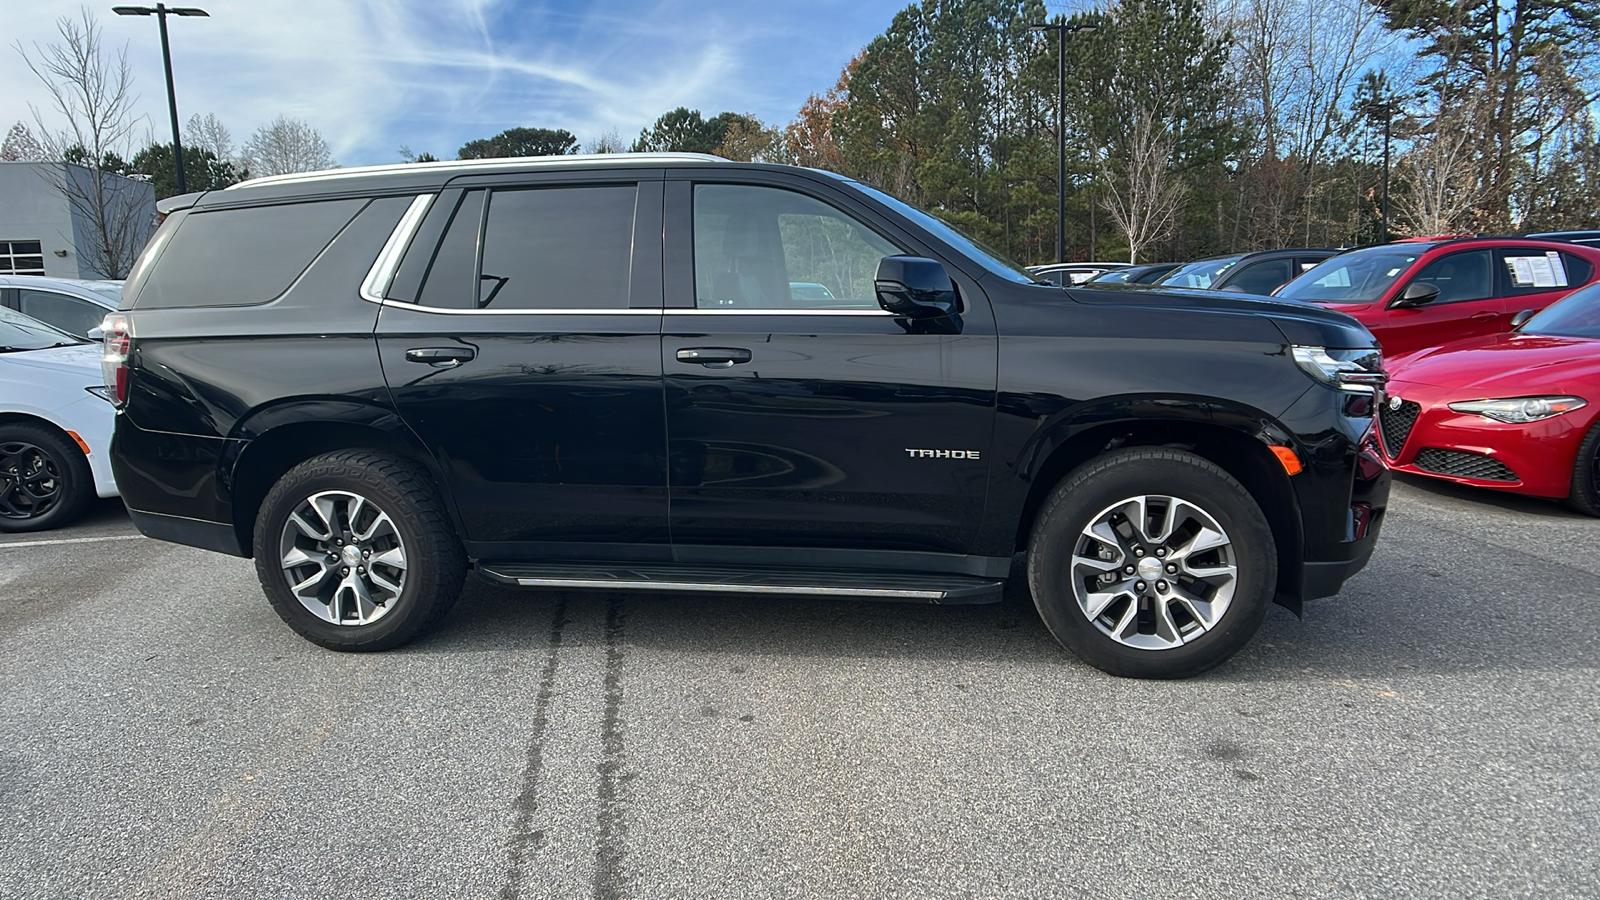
1027, 448, 1277, 679
1565, 420, 1600, 517
253, 450, 465, 651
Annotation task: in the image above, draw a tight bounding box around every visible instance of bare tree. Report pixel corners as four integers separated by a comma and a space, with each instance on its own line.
1, 122, 47, 161
583, 129, 626, 154
15, 9, 153, 278
185, 112, 239, 166
1392, 122, 1480, 236
243, 115, 336, 177
1098, 110, 1188, 264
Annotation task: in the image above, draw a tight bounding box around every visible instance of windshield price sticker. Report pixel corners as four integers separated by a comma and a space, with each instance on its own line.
1506, 253, 1569, 288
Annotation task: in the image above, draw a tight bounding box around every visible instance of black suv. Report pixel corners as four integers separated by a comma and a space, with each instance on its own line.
106, 154, 1388, 678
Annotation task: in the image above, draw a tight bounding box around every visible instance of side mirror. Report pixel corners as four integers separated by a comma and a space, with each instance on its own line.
1511, 309, 1535, 329
1390, 282, 1440, 309
86, 327, 103, 341
875, 256, 960, 320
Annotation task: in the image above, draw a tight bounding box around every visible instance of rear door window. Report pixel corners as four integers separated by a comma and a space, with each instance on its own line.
478, 186, 636, 310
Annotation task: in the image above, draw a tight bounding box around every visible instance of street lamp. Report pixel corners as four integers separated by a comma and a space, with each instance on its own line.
1029, 20, 1098, 264
112, 4, 209, 195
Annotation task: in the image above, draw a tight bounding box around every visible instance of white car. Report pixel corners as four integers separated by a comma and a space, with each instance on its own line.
0, 307, 118, 531
0, 275, 123, 340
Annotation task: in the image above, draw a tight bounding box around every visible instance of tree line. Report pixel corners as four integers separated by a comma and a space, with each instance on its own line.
11, 1, 1598, 277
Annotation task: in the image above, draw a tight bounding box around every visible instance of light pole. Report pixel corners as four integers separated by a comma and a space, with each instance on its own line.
1029, 20, 1098, 264
112, 4, 209, 195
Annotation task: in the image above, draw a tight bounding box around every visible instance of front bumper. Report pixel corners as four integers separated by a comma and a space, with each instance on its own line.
1379, 379, 1590, 499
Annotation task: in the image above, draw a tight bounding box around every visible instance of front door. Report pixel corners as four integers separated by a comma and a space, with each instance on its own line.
661, 178, 997, 554
376, 180, 668, 553
1377, 249, 1502, 358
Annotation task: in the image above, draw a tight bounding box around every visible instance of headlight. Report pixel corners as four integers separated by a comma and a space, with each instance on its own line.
1291, 346, 1387, 393
1447, 396, 1587, 424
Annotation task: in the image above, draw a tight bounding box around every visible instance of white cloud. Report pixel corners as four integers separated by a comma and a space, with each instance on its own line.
3, 0, 900, 167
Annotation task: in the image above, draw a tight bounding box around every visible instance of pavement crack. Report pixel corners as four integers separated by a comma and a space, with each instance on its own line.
501, 599, 570, 900
594, 596, 629, 900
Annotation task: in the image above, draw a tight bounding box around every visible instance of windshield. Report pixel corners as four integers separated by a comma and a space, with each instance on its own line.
1159, 256, 1244, 289
1523, 282, 1600, 338
849, 181, 1035, 283
1277, 247, 1427, 304
0, 306, 87, 352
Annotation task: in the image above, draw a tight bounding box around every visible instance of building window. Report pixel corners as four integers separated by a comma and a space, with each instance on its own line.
0, 241, 46, 275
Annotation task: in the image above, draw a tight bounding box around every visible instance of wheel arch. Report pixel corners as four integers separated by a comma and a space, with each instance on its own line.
224, 399, 458, 559
1010, 398, 1306, 610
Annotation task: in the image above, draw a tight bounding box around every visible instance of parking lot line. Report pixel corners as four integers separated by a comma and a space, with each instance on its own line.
0, 534, 147, 550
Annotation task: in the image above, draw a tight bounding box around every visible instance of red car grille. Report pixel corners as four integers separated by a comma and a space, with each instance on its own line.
1378, 400, 1421, 459
1414, 448, 1518, 482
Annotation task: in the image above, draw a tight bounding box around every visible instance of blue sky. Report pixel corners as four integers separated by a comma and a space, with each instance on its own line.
6, 0, 1012, 167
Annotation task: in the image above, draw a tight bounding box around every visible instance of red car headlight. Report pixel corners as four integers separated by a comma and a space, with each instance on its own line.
1446, 396, 1587, 424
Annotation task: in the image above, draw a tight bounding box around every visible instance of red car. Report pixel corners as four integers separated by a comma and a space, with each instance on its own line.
1276, 237, 1600, 361
1377, 281, 1600, 515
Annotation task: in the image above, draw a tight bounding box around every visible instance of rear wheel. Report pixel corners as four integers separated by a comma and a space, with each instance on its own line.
1565, 420, 1600, 517
253, 450, 465, 651
1027, 448, 1277, 679
0, 424, 94, 532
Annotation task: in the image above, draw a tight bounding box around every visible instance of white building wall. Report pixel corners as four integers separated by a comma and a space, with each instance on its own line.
0, 161, 156, 279
0, 162, 78, 278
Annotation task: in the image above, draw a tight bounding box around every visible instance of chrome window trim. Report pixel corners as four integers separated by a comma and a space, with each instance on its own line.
359, 194, 436, 304
371, 297, 661, 315
667, 307, 892, 316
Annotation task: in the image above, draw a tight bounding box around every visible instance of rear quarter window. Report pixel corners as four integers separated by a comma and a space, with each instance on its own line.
131, 199, 367, 309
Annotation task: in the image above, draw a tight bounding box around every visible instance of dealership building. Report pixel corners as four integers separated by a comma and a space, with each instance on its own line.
0, 161, 156, 279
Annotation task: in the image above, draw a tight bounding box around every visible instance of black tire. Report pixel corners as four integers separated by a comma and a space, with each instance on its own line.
0, 423, 95, 533
1026, 448, 1277, 679
1564, 420, 1600, 517
253, 450, 465, 651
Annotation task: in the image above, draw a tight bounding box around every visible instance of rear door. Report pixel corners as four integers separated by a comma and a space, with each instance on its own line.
1496, 247, 1595, 320
660, 174, 997, 555
375, 175, 669, 554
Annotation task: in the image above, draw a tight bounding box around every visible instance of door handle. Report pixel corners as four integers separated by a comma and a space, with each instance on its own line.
1469, 311, 1497, 321
676, 347, 752, 368
405, 347, 476, 368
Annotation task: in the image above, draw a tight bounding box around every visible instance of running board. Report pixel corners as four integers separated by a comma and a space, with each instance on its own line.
474, 562, 1005, 604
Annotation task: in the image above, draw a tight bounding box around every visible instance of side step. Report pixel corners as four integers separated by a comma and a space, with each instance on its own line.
475, 562, 1005, 605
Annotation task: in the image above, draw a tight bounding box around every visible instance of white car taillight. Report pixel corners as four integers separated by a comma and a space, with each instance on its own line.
101, 312, 133, 407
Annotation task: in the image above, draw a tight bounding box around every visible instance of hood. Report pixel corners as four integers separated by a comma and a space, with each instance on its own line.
1, 342, 103, 382
1066, 283, 1378, 349
1389, 332, 1600, 395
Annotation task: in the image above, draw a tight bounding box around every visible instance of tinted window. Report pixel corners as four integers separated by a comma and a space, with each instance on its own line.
1498, 249, 1575, 295
1411, 249, 1492, 303
694, 184, 904, 309
416, 191, 485, 310
1223, 259, 1291, 295
1563, 252, 1594, 286
134, 199, 367, 308
17, 290, 106, 338
475, 185, 636, 310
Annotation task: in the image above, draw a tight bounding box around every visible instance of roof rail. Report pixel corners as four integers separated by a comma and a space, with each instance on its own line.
227, 152, 730, 191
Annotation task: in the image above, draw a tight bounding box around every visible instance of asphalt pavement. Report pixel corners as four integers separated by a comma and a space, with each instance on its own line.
1, 479, 1596, 899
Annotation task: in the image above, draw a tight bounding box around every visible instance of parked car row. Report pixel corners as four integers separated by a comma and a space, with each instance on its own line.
1035, 231, 1600, 512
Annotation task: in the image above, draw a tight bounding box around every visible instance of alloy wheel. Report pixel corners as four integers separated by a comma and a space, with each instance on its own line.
0, 441, 63, 521
277, 490, 409, 626
1070, 494, 1238, 650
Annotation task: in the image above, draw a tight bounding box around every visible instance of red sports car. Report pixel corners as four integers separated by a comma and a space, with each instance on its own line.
1378, 281, 1600, 514
1276, 236, 1600, 361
